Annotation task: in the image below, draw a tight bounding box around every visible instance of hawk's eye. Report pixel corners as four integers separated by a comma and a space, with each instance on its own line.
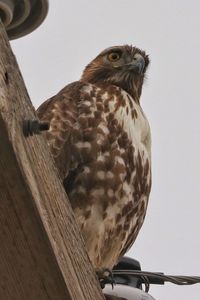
107, 52, 121, 62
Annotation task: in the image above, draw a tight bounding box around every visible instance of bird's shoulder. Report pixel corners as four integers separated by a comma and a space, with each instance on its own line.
37, 81, 84, 118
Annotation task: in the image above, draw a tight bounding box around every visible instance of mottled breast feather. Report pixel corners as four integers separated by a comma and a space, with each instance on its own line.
37, 81, 151, 269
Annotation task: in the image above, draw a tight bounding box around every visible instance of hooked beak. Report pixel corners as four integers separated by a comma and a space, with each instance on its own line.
128, 54, 145, 74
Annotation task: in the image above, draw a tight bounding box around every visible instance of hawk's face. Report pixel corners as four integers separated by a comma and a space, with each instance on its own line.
81, 45, 149, 102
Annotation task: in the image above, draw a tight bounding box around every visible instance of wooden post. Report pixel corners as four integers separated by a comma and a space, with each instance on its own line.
0, 21, 105, 300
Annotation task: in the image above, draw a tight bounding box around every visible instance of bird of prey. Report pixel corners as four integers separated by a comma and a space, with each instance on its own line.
37, 45, 151, 273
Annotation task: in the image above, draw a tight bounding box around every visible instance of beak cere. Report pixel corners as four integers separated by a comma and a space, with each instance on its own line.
129, 54, 145, 74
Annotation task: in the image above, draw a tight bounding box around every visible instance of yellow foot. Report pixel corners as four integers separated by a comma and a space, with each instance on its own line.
96, 268, 115, 289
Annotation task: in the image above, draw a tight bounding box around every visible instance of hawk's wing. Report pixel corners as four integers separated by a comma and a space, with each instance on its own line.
37, 81, 83, 179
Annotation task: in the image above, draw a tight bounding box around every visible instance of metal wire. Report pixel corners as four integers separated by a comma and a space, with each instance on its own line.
140, 274, 150, 292
113, 269, 200, 291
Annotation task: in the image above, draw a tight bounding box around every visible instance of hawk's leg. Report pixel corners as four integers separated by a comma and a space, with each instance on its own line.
96, 268, 115, 289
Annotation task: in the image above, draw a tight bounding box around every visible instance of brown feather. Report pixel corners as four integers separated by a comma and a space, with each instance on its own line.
37, 45, 151, 270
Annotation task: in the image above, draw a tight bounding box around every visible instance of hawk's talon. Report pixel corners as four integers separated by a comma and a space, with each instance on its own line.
96, 268, 115, 289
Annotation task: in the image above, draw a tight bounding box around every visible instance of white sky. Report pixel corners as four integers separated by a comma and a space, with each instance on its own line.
11, 1, 200, 299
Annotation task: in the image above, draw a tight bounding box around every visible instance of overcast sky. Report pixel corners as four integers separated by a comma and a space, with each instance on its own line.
11, 1, 200, 299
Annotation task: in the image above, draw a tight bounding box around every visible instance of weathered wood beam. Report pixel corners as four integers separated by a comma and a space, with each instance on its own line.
0, 21, 105, 300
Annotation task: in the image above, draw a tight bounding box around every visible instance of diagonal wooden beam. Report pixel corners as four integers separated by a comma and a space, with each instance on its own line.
0, 21, 105, 300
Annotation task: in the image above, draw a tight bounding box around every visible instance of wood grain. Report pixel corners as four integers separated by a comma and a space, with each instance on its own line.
0, 21, 105, 300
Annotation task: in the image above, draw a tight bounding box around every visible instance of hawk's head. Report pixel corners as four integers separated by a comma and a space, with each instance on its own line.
81, 45, 149, 102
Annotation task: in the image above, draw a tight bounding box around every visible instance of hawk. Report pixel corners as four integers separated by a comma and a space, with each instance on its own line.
37, 45, 151, 272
